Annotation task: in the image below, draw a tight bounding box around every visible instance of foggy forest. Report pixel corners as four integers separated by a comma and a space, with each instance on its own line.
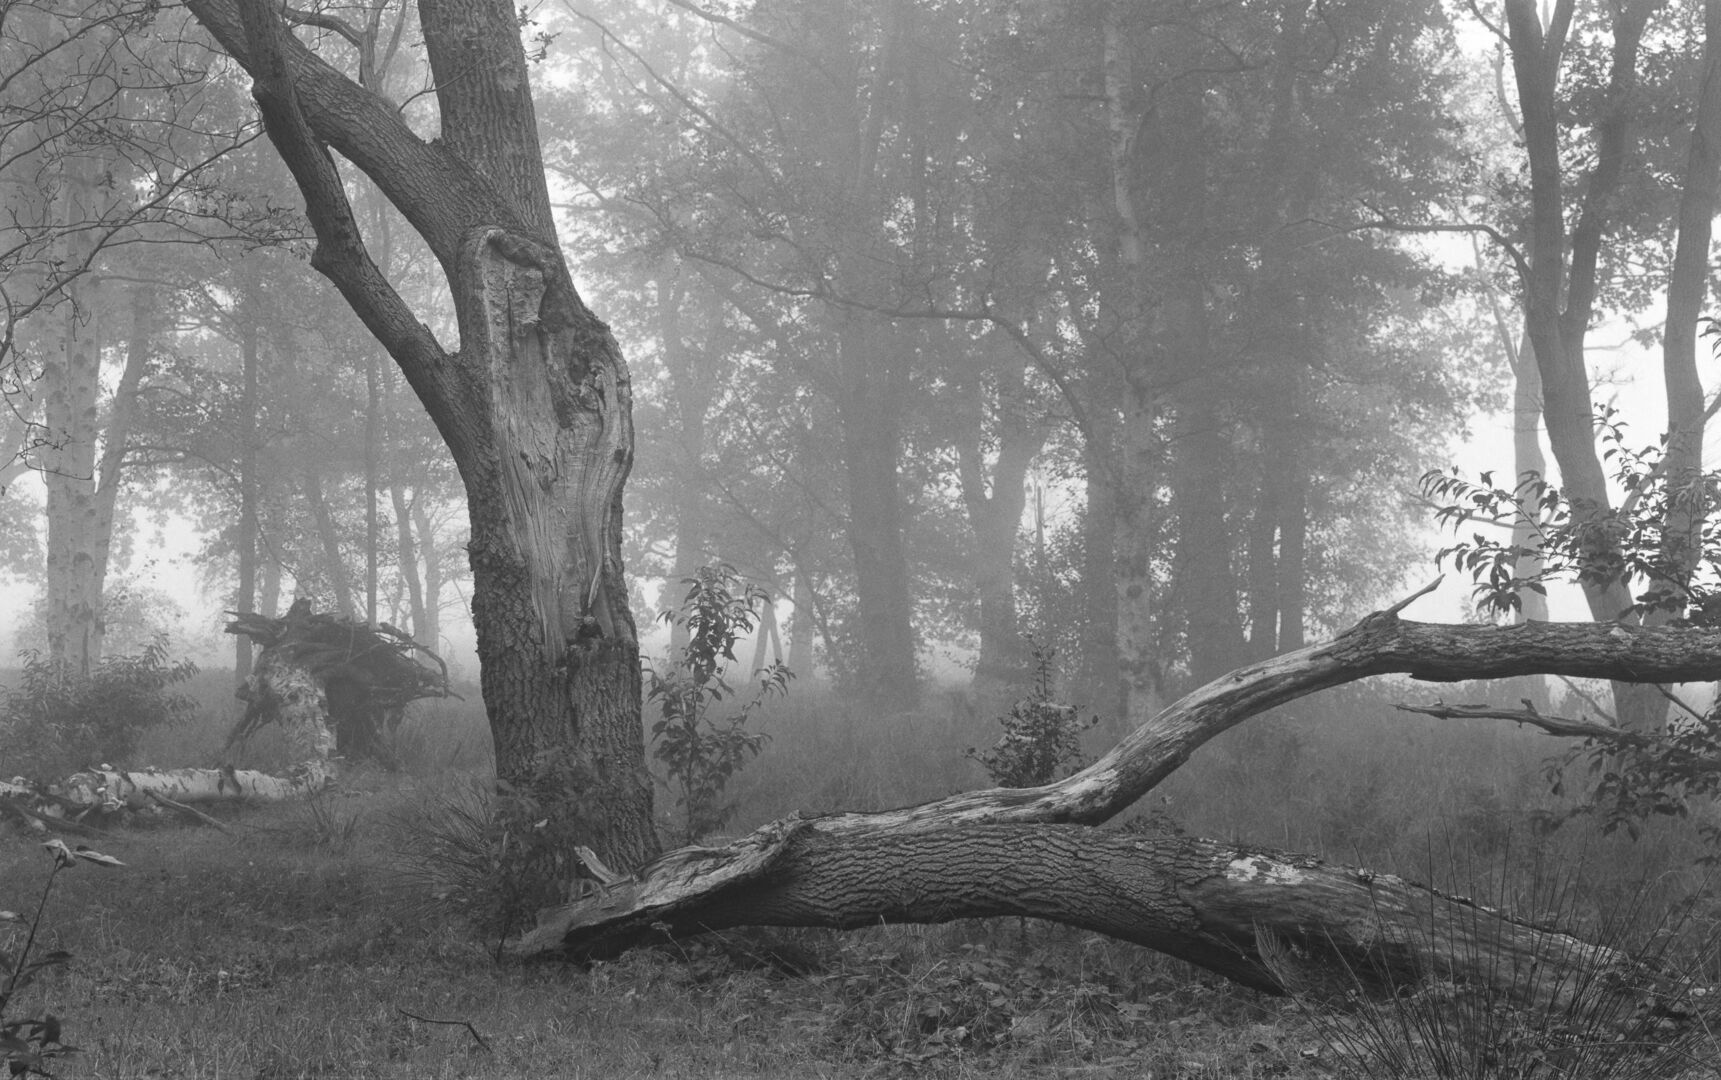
5, 0, 1721, 1076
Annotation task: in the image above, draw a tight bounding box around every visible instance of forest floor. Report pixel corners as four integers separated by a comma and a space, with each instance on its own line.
6, 677, 1721, 1078
2, 771, 1331, 1080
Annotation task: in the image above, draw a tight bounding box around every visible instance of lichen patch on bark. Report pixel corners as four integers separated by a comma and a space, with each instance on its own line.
1226, 855, 1305, 885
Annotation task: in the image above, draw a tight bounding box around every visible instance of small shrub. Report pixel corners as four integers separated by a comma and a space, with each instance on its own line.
968, 640, 1096, 787
2, 839, 124, 1077
649, 564, 792, 844
1, 637, 197, 778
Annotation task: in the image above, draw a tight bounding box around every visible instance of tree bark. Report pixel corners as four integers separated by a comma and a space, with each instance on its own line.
512, 600, 1721, 1012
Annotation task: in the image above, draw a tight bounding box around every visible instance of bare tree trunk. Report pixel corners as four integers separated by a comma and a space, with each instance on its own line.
259, 550, 282, 621
788, 561, 816, 679
382, 358, 430, 643
389, 478, 427, 639
1509, 331, 1551, 623
836, 313, 918, 709
303, 464, 355, 618
1276, 459, 1307, 651
1079, 412, 1124, 723
236, 289, 260, 685
657, 263, 710, 653
410, 498, 441, 652
1101, 2, 1166, 729
1658, 0, 1721, 593
364, 349, 380, 625
958, 345, 1039, 700
41, 150, 106, 672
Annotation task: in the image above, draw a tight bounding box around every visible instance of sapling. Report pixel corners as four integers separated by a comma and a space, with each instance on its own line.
649, 564, 793, 844
968, 640, 1096, 787
1, 838, 123, 1077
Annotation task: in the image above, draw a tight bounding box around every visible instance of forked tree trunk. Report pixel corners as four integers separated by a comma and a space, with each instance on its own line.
512, 597, 1721, 1017
187, 0, 661, 885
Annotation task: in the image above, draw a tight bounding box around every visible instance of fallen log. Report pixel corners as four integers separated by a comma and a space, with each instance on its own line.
510, 588, 1721, 1022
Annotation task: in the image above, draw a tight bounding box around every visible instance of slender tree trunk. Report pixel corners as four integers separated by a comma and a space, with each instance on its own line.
236, 292, 261, 684
836, 314, 918, 709
1509, 331, 1552, 624
364, 350, 380, 625
389, 480, 427, 638
411, 498, 441, 652
959, 348, 1039, 700
1658, 0, 1721, 596
1100, 1, 1166, 728
1171, 393, 1246, 684
1504, 0, 1665, 729
1276, 459, 1307, 651
259, 551, 282, 620
303, 464, 355, 618
41, 151, 105, 672
789, 560, 816, 678
381, 364, 430, 642
1246, 453, 1282, 659
658, 265, 709, 653
1080, 415, 1124, 723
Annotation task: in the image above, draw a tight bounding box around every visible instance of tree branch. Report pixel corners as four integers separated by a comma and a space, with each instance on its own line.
228, 0, 457, 439
1394, 699, 1656, 748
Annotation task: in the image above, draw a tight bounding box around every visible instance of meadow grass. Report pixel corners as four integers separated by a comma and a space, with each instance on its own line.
0, 771, 1325, 1079
4, 672, 1719, 1077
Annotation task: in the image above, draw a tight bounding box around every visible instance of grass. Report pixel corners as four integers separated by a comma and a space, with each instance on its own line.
0, 772, 1330, 1079
5, 671, 1720, 1077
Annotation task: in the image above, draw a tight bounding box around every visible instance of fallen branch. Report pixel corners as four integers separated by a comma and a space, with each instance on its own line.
146, 791, 236, 833
397, 1009, 492, 1054
509, 604, 1721, 1018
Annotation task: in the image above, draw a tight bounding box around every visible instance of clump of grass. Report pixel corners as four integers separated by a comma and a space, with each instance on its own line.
383, 775, 519, 937
1270, 839, 1721, 1079
292, 789, 364, 852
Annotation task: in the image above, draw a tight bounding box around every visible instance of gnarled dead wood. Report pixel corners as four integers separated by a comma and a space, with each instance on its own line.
511, 605, 1721, 1016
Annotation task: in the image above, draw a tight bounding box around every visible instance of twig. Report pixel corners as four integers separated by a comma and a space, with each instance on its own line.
0, 797, 125, 840
397, 1008, 492, 1053
1652, 683, 1707, 724
1556, 676, 1617, 726
145, 791, 234, 834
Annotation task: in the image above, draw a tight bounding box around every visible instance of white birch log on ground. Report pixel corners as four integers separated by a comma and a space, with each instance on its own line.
510, 600, 1721, 1024
47, 762, 331, 809
3, 649, 336, 819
